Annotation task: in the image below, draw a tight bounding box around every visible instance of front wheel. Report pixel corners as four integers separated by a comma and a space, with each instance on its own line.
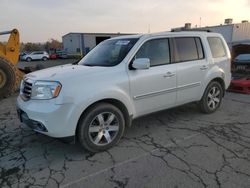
26, 57, 32, 62
199, 81, 223, 114
77, 103, 125, 153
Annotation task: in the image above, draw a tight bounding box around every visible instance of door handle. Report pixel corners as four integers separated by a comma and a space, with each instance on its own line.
163, 72, 175, 78
200, 65, 208, 70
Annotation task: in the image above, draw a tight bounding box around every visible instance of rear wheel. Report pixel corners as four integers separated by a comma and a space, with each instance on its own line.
77, 103, 125, 153
42, 57, 48, 61
199, 81, 223, 114
0, 57, 20, 100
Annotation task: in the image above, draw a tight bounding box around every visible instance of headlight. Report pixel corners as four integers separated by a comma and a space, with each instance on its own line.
31, 81, 62, 100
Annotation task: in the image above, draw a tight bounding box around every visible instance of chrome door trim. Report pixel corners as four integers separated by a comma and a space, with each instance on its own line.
134, 87, 177, 100
134, 82, 201, 100
177, 82, 201, 91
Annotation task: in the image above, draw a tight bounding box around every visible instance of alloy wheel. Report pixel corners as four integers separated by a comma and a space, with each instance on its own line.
207, 86, 221, 110
88, 112, 119, 146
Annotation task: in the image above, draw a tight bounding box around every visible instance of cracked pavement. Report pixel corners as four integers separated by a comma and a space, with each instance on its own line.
0, 92, 250, 188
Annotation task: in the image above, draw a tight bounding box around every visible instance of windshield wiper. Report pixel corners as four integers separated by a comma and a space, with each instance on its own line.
72, 60, 80, 65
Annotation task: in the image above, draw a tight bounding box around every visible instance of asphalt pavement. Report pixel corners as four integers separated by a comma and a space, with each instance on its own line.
0, 92, 250, 188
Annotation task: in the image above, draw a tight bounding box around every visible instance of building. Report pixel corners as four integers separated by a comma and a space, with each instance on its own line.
172, 19, 250, 58
199, 21, 250, 48
172, 19, 250, 47
62, 32, 133, 56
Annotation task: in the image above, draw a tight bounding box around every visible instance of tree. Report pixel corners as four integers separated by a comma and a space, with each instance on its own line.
44, 39, 62, 52
23, 42, 44, 52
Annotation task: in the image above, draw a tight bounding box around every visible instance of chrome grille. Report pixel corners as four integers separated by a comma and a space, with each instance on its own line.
21, 80, 33, 100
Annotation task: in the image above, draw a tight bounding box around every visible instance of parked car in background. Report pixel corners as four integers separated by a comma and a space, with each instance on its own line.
49, 53, 57, 60
22, 51, 49, 62
19, 52, 28, 60
17, 31, 231, 153
56, 50, 68, 59
232, 54, 250, 73
49, 50, 67, 60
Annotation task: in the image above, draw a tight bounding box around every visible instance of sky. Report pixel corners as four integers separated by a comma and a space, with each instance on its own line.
1, 0, 250, 43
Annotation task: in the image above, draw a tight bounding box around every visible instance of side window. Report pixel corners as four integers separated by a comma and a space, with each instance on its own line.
207, 37, 226, 58
135, 38, 170, 66
195, 38, 204, 59
34, 52, 43, 55
175, 37, 200, 62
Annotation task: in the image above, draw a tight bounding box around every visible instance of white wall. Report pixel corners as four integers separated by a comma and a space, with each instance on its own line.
232, 22, 250, 42
206, 25, 233, 43
63, 33, 81, 55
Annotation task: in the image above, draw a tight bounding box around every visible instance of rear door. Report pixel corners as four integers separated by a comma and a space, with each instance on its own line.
128, 38, 177, 116
174, 37, 208, 104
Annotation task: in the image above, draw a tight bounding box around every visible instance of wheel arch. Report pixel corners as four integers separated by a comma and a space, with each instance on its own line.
210, 77, 225, 96
202, 66, 226, 98
75, 98, 132, 139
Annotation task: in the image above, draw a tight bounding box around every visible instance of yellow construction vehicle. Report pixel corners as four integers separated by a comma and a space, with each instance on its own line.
0, 29, 22, 99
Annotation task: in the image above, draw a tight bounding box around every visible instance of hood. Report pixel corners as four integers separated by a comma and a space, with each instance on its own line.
25, 64, 106, 81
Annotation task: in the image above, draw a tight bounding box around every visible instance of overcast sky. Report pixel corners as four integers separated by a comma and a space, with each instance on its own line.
1, 0, 250, 42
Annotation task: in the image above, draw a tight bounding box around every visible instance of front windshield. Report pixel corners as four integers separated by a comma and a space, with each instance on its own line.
79, 38, 139, 67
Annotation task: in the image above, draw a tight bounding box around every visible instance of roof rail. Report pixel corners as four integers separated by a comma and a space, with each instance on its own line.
171, 29, 211, 32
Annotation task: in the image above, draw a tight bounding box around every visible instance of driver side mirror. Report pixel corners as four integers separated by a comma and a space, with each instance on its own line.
132, 58, 150, 70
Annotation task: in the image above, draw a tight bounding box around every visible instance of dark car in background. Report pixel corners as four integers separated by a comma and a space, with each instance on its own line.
233, 54, 250, 73
56, 50, 67, 59
49, 50, 68, 60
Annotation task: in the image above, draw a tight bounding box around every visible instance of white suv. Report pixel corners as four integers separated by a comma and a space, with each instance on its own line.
17, 31, 231, 152
22, 51, 49, 62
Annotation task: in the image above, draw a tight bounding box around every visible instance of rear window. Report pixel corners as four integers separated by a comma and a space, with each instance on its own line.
207, 37, 226, 58
175, 37, 204, 62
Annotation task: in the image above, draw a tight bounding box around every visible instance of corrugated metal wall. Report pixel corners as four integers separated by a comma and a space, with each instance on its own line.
232, 22, 250, 42
205, 25, 233, 43
62, 33, 81, 55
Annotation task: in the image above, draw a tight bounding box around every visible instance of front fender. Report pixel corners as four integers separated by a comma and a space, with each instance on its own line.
68, 87, 135, 135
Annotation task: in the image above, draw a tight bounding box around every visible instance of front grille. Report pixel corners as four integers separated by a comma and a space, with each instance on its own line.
21, 80, 33, 100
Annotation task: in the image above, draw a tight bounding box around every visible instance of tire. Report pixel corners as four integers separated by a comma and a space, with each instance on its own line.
199, 81, 223, 114
26, 57, 32, 62
42, 57, 48, 61
77, 103, 125, 153
0, 57, 20, 100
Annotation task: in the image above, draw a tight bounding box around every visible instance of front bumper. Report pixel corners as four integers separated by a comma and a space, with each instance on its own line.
16, 96, 78, 138
17, 108, 48, 132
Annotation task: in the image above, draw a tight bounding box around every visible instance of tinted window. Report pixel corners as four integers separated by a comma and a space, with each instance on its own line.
33, 52, 43, 55
135, 38, 170, 66
195, 38, 204, 59
175, 37, 199, 62
207, 37, 226, 58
